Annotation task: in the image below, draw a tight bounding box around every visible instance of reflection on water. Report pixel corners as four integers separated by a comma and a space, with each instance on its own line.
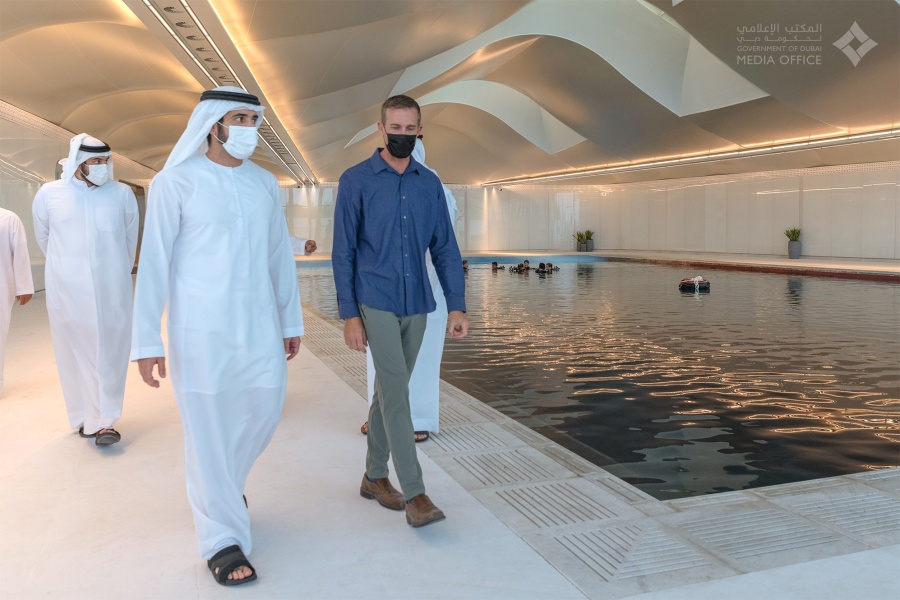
299, 262, 900, 500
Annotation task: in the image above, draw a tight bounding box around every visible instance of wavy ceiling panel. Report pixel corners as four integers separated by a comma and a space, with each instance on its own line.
0, 0, 895, 185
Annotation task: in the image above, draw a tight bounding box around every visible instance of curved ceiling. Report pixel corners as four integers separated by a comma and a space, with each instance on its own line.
1, 0, 897, 186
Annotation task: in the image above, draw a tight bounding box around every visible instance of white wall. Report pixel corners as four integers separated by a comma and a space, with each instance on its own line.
278, 161, 899, 259
446, 162, 899, 258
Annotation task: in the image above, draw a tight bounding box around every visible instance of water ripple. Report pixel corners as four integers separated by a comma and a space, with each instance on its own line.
299, 262, 900, 500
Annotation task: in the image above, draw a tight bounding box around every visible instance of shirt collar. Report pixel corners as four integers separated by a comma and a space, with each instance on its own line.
369, 149, 422, 176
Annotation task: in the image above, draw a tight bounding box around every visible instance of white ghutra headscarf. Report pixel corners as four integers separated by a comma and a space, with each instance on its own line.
62, 133, 112, 184
163, 86, 266, 172
412, 138, 459, 225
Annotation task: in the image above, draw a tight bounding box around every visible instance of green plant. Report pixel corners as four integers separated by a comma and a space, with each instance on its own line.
784, 228, 801, 241
583, 229, 594, 241
573, 231, 586, 243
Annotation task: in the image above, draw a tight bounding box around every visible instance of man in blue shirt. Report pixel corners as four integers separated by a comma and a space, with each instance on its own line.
333, 95, 468, 528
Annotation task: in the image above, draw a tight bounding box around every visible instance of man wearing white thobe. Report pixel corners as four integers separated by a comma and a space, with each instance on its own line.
0, 207, 34, 390
131, 87, 303, 586
364, 138, 459, 439
32, 135, 138, 445
289, 235, 317, 256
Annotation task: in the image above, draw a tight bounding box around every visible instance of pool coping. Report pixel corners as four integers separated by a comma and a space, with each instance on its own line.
299, 305, 900, 600
298, 251, 900, 282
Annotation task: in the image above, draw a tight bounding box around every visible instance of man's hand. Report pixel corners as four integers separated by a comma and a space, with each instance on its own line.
15, 293, 32, 306
137, 357, 166, 388
447, 311, 469, 339
304, 240, 317, 254
343, 316, 367, 352
284, 336, 301, 360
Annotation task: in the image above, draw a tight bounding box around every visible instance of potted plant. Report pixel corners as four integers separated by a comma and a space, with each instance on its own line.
784, 228, 801, 259
583, 229, 594, 252
573, 231, 587, 251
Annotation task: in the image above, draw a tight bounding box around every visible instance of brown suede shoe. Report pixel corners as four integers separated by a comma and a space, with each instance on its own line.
405, 494, 446, 528
359, 474, 405, 511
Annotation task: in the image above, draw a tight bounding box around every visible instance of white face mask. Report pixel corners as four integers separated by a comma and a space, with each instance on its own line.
83, 163, 110, 186
216, 122, 259, 160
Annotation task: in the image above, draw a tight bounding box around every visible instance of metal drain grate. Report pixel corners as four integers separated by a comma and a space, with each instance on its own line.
678, 508, 835, 560
495, 481, 623, 528
555, 524, 711, 582
852, 469, 900, 482
789, 493, 900, 538
452, 450, 560, 487
430, 424, 509, 453
753, 478, 848, 498
440, 404, 475, 426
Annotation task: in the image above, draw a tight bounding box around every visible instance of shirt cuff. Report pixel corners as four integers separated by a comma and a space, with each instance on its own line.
446, 296, 466, 314
282, 326, 304, 338
130, 345, 166, 362
338, 302, 361, 319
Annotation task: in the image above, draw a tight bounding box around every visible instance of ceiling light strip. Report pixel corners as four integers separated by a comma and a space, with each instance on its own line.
143, 0, 313, 184
141, 0, 216, 85
178, 0, 246, 89
178, 0, 314, 184
176, 1, 314, 182
483, 128, 900, 186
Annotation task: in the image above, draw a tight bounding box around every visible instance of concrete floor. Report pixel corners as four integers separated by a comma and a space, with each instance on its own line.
2, 252, 898, 599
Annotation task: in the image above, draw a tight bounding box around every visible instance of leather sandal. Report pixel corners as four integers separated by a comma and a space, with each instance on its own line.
207, 544, 257, 586
95, 428, 121, 446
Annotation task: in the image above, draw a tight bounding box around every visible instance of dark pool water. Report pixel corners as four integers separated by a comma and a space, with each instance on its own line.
298, 260, 900, 500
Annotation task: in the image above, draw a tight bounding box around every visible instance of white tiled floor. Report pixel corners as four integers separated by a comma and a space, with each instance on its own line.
1, 296, 584, 599
3, 259, 899, 599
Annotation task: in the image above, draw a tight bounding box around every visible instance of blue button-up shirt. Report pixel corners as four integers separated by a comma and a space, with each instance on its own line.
332, 149, 466, 320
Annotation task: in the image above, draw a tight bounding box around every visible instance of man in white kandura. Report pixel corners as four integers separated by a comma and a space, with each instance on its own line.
0, 207, 34, 391
131, 86, 303, 587
362, 137, 459, 442
289, 235, 317, 256
32, 134, 138, 445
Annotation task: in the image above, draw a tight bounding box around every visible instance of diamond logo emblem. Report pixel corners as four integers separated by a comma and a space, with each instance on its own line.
833, 22, 877, 66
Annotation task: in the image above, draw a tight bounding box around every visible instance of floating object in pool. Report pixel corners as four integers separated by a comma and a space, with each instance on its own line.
679, 276, 710, 293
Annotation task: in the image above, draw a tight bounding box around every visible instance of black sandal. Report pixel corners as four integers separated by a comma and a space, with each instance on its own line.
78, 426, 96, 438
414, 431, 430, 443
207, 544, 257, 586
95, 428, 121, 446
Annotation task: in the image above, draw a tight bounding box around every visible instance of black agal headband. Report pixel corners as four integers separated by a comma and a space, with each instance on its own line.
79, 143, 110, 152
200, 90, 261, 105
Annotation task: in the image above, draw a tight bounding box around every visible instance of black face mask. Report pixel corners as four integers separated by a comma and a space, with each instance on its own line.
385, 133, 417, 159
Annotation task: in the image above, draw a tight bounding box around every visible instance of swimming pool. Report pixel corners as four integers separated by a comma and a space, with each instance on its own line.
298, 258, 900, 500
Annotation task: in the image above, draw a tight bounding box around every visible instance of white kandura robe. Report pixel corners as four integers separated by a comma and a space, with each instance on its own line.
32, 179, 138, 431
131, 155, 303, 559
0, 208, 35, 389
289, 235, 313, 256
